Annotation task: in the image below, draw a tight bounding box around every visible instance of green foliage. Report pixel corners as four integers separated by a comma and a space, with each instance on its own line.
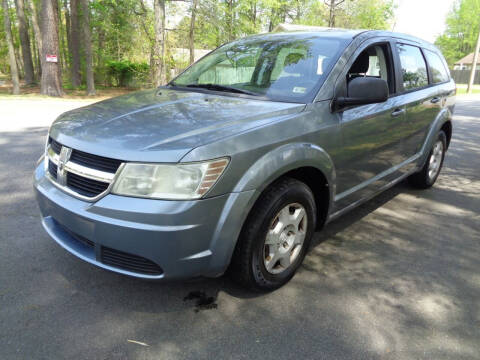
0, 0, 398, 88
293, 1, 328, 26
340, 0, 395, 30
0, 6, 8, 74
0, 0, 20, 75
105, 60, 150, 87
435, 0, 480, 66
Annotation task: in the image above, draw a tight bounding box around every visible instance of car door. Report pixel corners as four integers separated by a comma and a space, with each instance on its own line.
332, 40, 408, 209
392, 43, 442, 165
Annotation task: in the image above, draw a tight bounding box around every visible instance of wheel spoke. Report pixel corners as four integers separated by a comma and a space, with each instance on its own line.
293, 231, 306, 245
292, 207, 306, 230
277, 206, 291, 227
265, 251, 280, 272
265, 222, 282, 245
279, 253, 291, 268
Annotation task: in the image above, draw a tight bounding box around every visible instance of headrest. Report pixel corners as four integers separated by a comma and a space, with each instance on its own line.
350, 52, 370, 73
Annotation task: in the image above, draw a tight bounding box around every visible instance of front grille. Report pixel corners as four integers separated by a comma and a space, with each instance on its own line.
70, 149, 122, 173
47, 137, 122, 199
101, 247, 163, 275
67, 172, 109, 197
48, 160, 58, 179
50, 138, 62, 154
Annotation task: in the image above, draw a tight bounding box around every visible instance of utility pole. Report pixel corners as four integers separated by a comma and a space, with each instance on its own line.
467, 25, 480, 94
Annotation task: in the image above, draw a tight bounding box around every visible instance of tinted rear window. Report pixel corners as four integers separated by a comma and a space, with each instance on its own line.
396, 44, 428, 91
424, 50, 449, 83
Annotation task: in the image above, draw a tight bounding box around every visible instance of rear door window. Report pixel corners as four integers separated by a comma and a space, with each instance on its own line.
396, 44, 428, 91
424, 50, 449, 83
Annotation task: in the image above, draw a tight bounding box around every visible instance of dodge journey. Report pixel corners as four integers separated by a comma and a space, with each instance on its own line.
34, 29, 455, 289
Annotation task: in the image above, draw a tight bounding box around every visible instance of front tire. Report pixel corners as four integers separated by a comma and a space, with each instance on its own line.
229, 178, 317, 290
408, 130, 447, 189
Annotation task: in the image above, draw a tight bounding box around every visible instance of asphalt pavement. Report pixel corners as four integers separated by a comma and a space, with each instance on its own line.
0, 95, 479, 360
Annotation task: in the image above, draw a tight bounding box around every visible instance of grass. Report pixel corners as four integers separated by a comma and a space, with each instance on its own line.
0, 78, 138, 100
456, 83, 480, 95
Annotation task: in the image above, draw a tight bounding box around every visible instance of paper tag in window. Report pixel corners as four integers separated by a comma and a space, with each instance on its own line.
292, 87, 306, 94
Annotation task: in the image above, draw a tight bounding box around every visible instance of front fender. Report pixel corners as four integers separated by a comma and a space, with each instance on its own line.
232, 142, 336, 208
207, 142, 336, 274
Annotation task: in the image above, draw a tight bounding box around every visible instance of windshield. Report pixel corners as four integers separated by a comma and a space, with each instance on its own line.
171, 35, 346, 102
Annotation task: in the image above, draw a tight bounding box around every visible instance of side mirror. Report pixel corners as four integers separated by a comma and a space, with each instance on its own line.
333, 77, 389, 111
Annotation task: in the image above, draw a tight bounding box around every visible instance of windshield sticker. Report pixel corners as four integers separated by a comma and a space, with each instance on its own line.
293, 87, 306, 94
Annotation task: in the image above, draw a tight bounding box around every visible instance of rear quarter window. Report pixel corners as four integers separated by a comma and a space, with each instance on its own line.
396, 44, 428, 91
424, 50, 450, 84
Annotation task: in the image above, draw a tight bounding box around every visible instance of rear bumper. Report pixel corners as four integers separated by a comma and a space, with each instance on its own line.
34, 160, 255, 280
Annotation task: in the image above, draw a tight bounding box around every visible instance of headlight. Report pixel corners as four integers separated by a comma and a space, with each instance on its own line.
111, 158, 229, 200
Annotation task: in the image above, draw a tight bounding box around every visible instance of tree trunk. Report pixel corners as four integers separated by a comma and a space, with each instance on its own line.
226, 0, 234, 41
15, 46, 24, 77
153, 0, 166, 86
15, 0, 35, 84
268, 7, 275, 32
80, 0, 95, 95
329, 0, 335, 27
57, 0, 67, 72
40, 0, 63, 96
2, 0, 20, 94
26, 0, 43, 79
63, 0, 72, 67
189, 0, 198, 65
30, 24, 40, 77
69, 0, 81, 87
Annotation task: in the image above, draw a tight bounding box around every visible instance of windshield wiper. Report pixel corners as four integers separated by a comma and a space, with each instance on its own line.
183, 83, 259, 96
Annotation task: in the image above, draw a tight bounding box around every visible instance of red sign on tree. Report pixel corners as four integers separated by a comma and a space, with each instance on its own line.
46, 54, 58, 63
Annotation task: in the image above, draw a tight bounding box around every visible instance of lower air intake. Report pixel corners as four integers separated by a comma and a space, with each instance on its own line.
101, 246, 163, 275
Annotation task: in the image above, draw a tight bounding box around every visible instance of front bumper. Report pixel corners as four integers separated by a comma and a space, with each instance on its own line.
34, 160, 255, 280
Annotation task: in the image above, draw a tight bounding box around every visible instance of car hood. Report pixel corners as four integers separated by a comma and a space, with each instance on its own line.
50, 88, 305, 162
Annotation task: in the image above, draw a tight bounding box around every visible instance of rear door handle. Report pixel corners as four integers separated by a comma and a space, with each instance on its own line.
430, 97, 441, 104
391, 108, 405, 117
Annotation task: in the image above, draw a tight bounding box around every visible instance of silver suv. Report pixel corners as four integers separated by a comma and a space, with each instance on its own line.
34, 30, 455, 290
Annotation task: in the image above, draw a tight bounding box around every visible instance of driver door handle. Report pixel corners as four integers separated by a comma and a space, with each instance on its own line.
391, 108, 405, 117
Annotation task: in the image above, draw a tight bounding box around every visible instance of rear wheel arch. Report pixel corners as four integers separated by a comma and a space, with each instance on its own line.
441, 120, 452, 149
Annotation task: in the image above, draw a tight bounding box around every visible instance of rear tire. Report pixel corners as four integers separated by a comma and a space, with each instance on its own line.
229, 178, 316, 291
408, 130, 447, 189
